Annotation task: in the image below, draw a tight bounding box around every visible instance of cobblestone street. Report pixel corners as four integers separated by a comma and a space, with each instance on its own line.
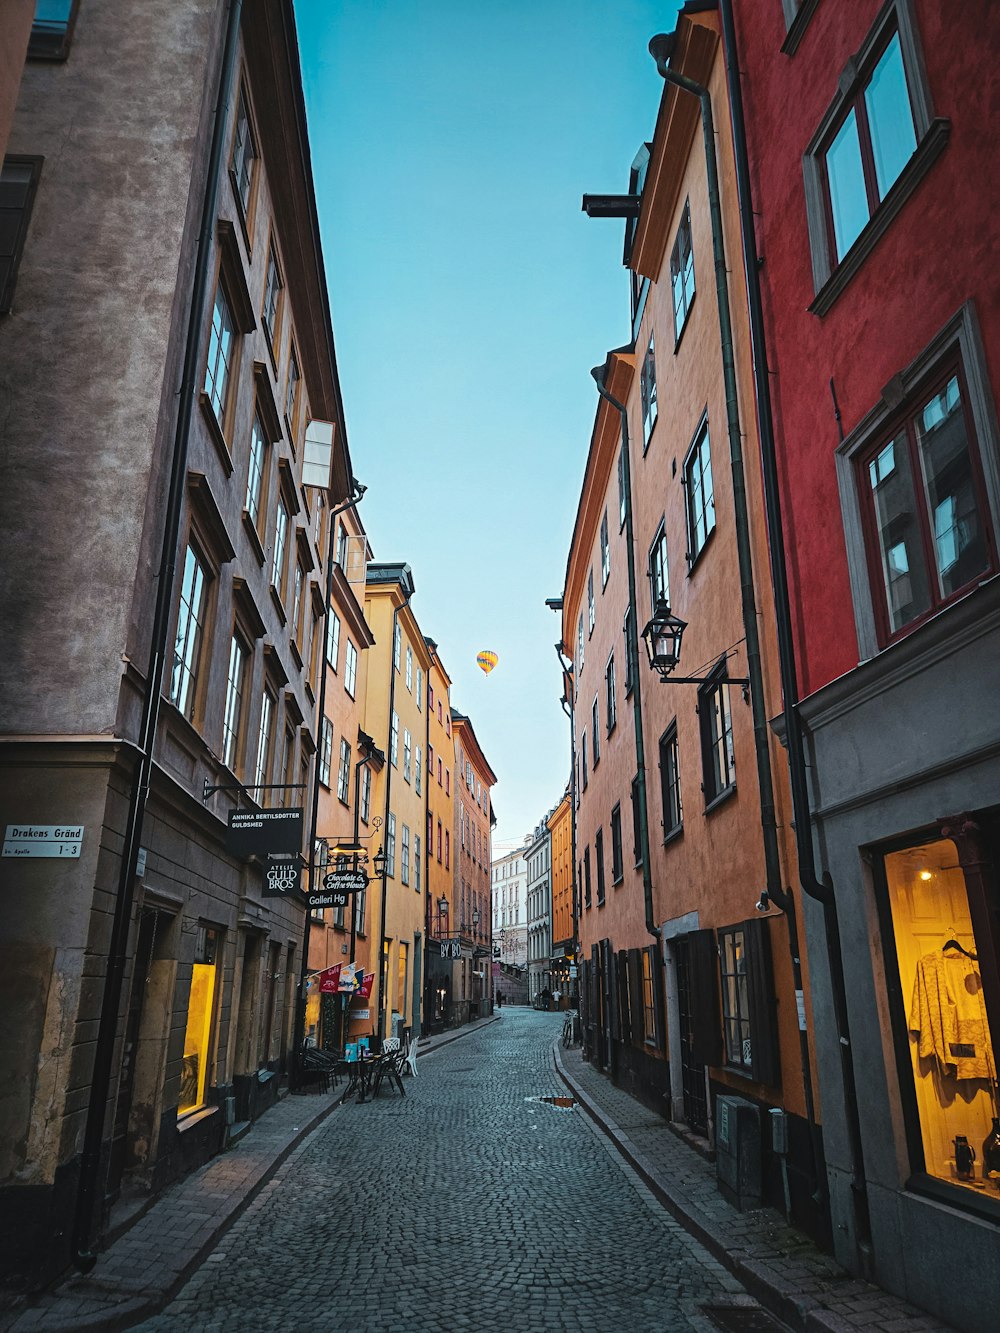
137, 1010, 750, 1333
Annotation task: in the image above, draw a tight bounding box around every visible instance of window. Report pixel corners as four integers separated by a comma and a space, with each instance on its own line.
383, 812, 396, 877
591, 698, 600, 766
222, 634, 247, 772
600, 511, 610, 586
437, 757, 443, 786
605, 653, 616, 734
699, 668, 735, 806
719, 927, 752, 1073
291, 561, 305, 646
617, 445, 627, 528
254, 688, 275, 790
272, 497, 289, 593
401, 824, 410, 886
336, 737, 351, 804
584, 848, 592, 909
445, 769, 450, 795
405, 646, 413, 691
623, 607, 636, 696
610, 804, 623, 884
587, 571, 595, 635
684, 419, 715, 564
230, 89, 257, 221
285, 348, 300, 433
262, 243, 282, 348
393, 621, 401, 671
204, 283, 237, 429
670, 202, 695, 342
178, 926, 220, 1117
436, 820, 442, 862
414, 834, 422, 892
630, 775, 643, 867
415, 746, 422, 796
317, 717, 333, 787
390, 711, 399, 767
0, 158, 43, 314
858, 371, 993, 643
595, 829, 605, 906
444, 830, 450, 870
803, 6, 944, 310
581, 731, 588, 791
345, 640, 357, 697
243, 411, 267, 535
640, 335, 658, 446
170, 543, 209, 720
641, 948, 656, 1043
577, 613, 585, 675
326, 611, 340, 670
336, 522, 348, 571
403, 728, 412, 783
649, 522, 669, 610
659, 722, 683, 838
360, 764, 371, 824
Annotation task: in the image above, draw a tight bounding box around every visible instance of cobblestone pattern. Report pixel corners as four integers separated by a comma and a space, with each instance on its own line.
137, 1010, 754, 1333
554, 1042, 955, 1333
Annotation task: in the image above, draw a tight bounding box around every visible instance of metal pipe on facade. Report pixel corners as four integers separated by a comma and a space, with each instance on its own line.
713, 0, 871, 1255
71, 0, 245, 1272
591, 353, 657, 942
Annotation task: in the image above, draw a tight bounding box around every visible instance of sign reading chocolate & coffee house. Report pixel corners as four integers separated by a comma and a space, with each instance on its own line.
225, 807, 303, 856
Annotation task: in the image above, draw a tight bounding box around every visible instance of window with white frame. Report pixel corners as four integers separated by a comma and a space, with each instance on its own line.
684, 419, 716, 564
414, 833, 422, 892
600, 511, 610, 585
405, 645, 412, 691
385, 812, 396, 876
577, 612, 585, 674
649, 521, 669, 609
254, 688, 275, 789
360, 763, 371, 824
699, 666, 735, 805
326, 610, 340, 670
262, 243, 282, 349
403, 728, 412, 783
390, 711, 399, 767
640, 335, 658, 446
318, 716, 333, 787
587, 571, 595, 635
204, 284, 236, 429
401, 823, 410, 886
271, 497, 289, 593
617, 445, 627, 528
245, 412, 267, 531
345, 640, 357, 697
231, 89, 257, 219
170, 542, 210, 721
416, 668, 423, 709
659, 721, 682, 838
222, 633, 247, 772
337, 737, 351, 803
415, 745, 422, 795
670, 202, 695, 342
393, 621, 401, 671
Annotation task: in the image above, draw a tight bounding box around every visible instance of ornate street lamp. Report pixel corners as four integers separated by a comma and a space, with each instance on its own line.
372, 845, 387, 879
641, 598, 687, 679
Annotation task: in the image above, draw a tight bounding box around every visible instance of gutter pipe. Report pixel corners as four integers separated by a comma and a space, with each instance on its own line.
713, 1, 871, 1255
71, 0, 244, 1272
647, 27, 827, 1209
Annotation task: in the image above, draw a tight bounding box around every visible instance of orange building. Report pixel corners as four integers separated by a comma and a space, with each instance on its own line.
451, 712, 497, 1021
547, 789, 574, 1006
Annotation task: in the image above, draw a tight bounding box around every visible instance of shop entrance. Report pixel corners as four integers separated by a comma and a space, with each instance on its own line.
675, 936, 709, 1136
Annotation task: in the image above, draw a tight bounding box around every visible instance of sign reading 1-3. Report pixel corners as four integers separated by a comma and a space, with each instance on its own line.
3, 825, 85, 859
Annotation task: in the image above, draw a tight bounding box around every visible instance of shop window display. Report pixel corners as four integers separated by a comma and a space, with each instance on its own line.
884, 838, 1000, 1194
178, 926, 220, 1118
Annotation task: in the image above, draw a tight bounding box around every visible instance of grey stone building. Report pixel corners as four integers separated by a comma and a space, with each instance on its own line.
0, 0, 353, 1285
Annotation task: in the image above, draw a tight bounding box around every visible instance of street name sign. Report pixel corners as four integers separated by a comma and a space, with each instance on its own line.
3, 825, 84, 858
226, 808, 303, 856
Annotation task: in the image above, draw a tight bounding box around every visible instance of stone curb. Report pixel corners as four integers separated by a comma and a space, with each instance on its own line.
552, 1041, 818, 1332
6, 1017, 499, 1333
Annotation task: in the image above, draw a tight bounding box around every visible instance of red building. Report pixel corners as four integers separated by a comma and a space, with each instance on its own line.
730, 1, 1000, 1326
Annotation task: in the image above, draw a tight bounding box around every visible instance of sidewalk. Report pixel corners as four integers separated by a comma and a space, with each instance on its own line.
1, 1016, 498, 1333
554, 1041, 954, 1333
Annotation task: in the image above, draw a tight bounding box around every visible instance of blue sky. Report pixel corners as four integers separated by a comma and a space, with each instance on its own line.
295, 0, 680, 847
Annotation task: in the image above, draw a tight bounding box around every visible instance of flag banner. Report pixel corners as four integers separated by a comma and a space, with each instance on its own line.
339, 963, 359, 992
318, 963, 342, 994
356, 971, 374, 999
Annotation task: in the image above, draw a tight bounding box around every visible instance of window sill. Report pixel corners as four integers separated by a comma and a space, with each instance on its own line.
270, 584, 287, 625
229, 173, 254, 257
612, 875, 624, 888
177, 1105, 219, 1133
662, 823, 684, 847
686, 522, 716, 575
242, 511, 266, 567
673, 292, 696, 354
906, 1172, 1000, 1226
199, 392, 234, 477
703, 785, 736, 816
284, 413, 298, 455
781, 0, 820, 56
596, 897, 606, 909
810, 119, 950, 319
289, 639, 303, 671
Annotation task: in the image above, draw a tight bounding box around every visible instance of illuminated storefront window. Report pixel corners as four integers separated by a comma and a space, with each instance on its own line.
178, 926, 220, 1118
304, 972, 320, 1044
884, 837, 999, 1196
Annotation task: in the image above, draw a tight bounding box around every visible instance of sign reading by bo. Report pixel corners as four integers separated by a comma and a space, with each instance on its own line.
262, 857, 302, 898
226, 808, 303, 856
3, 825, 84, 859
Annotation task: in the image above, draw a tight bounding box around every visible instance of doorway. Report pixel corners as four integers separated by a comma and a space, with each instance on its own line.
674, 935, 709, 1136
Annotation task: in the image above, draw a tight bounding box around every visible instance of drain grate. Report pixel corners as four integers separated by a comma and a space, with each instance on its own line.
701, 1305, 789, 1333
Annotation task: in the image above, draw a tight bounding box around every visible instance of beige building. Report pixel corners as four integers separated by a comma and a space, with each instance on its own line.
0, 0, 353, 1285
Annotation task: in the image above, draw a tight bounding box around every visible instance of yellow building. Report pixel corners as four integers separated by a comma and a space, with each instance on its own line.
423, 638, 456, 1029
547, 789, 574, 1007
362, 564, 433, 1040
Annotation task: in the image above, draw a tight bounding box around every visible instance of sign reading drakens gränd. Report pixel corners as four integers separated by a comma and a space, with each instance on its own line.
3, 825, 84, 858
225, 808, 303, 856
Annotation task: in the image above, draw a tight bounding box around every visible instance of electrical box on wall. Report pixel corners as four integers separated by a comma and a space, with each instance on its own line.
715, 1094, 762, 1210
769, 1106, 789, 1156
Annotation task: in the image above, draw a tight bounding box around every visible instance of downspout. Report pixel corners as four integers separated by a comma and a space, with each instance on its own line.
71, 0, 244, 1273
293, 483, 366, 1088
713, 3, 872, 1258
376, 580, 413, 1041
591, 355, 657, 942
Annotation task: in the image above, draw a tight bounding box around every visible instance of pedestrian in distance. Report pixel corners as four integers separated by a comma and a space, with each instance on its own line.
541, 986, 551, 1011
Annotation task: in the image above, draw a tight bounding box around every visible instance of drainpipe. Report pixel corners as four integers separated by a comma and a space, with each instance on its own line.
591, 354, 658, 944
292, 482, 367, 1089
70, 0, 244, 1273
376, 578, 413, 1042
710, 5, 872, 1257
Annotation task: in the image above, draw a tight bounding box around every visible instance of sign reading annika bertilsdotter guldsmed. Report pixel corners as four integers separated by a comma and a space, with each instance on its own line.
3, 825, 84, 858
225, 807, 303, 856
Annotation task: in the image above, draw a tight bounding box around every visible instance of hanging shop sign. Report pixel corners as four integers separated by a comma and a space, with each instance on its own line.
322, 869, 366, 896
263, 857, 302, 898
225, 807, 303, 856
355, 971, 374, 1000
439, 939, 462, 960
2, 824, 84, 859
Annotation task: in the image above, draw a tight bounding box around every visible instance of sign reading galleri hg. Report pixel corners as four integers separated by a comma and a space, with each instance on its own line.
226, 807, 303, 856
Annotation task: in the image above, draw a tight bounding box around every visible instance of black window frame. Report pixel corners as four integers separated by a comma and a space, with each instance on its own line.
591, 696, 600, 767
640, 334, 658, 451
595, 829, 606, 906
698, 663, 735, 810
605, 652, 616, 735
658, 721, 683, 842
670, 199, 696, 346
0, 156, 43, 315
683, 416, 716, 568
610, 803, 623, 885
583, 846, 592, 909
648, 520, 669, 611
630, 775, 643, 868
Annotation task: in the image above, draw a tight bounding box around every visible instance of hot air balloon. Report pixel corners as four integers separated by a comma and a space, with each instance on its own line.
476, 650, 498, 677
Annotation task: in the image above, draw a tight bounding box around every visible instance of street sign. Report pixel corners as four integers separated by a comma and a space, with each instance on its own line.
262, 857, 302, 898
225, 807, 303, 856
3, 825, 84, 858
322, 869, 366, 896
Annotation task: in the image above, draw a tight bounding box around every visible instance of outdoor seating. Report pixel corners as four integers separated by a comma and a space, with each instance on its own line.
299, 1045, 340, 1093
370, 1048, 406, 1099
404, 1034, 419, 1078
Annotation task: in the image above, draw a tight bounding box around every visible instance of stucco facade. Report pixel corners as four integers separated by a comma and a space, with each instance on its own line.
452, 712, 496, 1021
